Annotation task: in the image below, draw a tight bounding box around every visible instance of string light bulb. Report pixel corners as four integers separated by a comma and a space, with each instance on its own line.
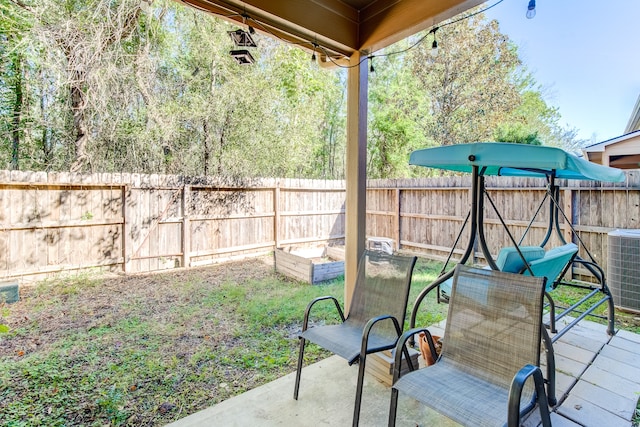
311, 44, 317, 62
526, 0, 536, 19
369, 56, 375, 73
430, 27, 439, 57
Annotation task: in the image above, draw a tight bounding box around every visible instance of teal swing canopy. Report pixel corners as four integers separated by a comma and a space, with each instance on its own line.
409, 142, 625, 182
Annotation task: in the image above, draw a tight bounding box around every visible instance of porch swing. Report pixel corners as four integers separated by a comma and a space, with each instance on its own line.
404, 142, 625, 406
407, 142, 625, 342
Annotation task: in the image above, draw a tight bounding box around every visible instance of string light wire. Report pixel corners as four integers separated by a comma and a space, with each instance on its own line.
219, 0, 506, 69
317, 0, 507, 69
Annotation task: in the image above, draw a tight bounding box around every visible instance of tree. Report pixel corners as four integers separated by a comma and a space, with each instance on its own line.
368, 50, 429, 178
15, 0, 145, 172
409, 15, 522, 146
0, 1, 580, 179
0, 0, 31, 170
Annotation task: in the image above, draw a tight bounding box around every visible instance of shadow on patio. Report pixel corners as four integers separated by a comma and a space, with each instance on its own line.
168, 318, 640, 427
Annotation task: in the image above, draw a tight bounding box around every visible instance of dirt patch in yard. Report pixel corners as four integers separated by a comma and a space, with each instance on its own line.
0, 256, 341, 426
3, 258, 272, 360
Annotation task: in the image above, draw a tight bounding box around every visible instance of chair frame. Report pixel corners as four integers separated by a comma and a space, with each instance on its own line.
293, 250, 417, 427
389, 265, 552, 427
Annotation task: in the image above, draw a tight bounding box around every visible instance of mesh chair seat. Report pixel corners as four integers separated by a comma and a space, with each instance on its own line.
394, 360, 532, 427
300, 321, 399, 364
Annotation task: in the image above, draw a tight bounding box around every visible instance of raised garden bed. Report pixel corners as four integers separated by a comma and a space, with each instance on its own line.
275, 246, 344, 284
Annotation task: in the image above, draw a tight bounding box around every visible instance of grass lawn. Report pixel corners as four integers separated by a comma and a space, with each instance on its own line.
0, 255, 445, 426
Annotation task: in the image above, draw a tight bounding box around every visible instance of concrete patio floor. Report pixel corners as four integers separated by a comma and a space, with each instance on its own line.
168, 318, 640, 427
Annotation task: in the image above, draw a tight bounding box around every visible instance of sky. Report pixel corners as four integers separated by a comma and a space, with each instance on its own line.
484, 0, 640, 144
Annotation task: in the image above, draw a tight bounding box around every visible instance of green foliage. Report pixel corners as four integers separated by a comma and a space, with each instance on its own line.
0, 1, 584, 178
409, 15, 523, 147
368, 49, 430, 178
494, 123, 542, 145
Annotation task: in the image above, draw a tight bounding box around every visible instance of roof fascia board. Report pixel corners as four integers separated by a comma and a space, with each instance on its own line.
625, 94, 640, 133
180, 0, 359, 57
358, 0, 485, 53
583, 129, 640, 153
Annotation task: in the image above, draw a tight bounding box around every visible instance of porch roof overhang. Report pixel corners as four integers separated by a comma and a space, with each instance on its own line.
177, 0, 486, 59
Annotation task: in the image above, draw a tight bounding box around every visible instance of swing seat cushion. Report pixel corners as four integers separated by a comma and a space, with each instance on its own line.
440, 246, 545, 298
440, 246, 553, 298
523, 243, 579, 291
496, 246, 546, 273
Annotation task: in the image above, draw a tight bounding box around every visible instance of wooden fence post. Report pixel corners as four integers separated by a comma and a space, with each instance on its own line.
564, 188, 574, 244
182, 185, 191, 268
274, 180, 281, 249
395, 187, 401, 251
123, 185, 132, 273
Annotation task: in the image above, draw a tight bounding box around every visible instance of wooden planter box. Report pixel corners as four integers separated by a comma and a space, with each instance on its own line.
365, 347, 420, 387
275, 246, 344, 284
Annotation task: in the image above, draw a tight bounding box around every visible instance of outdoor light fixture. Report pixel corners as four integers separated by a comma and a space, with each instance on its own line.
430, 27, 439, 57
229, 49, 255, 65
526, 0, 536, 19
228, 29, 257, 48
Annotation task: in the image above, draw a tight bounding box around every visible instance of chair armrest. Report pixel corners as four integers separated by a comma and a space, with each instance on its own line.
360, 314, 403, 362
302, 296, 344, 331
391, 327, 433, 384
508, 364, 551, 427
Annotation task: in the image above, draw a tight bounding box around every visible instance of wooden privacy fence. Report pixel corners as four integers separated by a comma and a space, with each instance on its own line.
0, 171, 345, 281
367, 173, 640, 275
2, 169, 640, 281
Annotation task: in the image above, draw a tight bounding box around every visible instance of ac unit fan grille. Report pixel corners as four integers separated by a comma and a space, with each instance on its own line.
608, 233, 640, 313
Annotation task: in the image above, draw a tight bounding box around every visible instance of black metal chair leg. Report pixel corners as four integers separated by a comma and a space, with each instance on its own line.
541, 327, 557, 406
293, 337, 306, 400
352, 356, 367, 427
388, 388, 399, 427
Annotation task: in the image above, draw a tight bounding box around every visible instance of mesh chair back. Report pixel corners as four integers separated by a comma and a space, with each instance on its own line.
443, 265, 546, 399
347, 250, 416, 342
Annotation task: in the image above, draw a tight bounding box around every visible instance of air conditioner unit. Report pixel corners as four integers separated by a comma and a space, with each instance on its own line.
367, 237, 394, 255
607, 229, 640, 313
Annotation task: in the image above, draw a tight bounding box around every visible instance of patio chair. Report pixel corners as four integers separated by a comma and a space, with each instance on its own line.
293, 249, 417, 427
390, 265, 551, 427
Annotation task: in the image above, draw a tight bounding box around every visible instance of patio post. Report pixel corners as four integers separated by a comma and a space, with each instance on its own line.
344, 51, 368, 314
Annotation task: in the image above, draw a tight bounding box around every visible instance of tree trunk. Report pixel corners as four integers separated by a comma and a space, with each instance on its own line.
203, 120, 210, 176
11, 52, 23, 170
69, 82, 89, 172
